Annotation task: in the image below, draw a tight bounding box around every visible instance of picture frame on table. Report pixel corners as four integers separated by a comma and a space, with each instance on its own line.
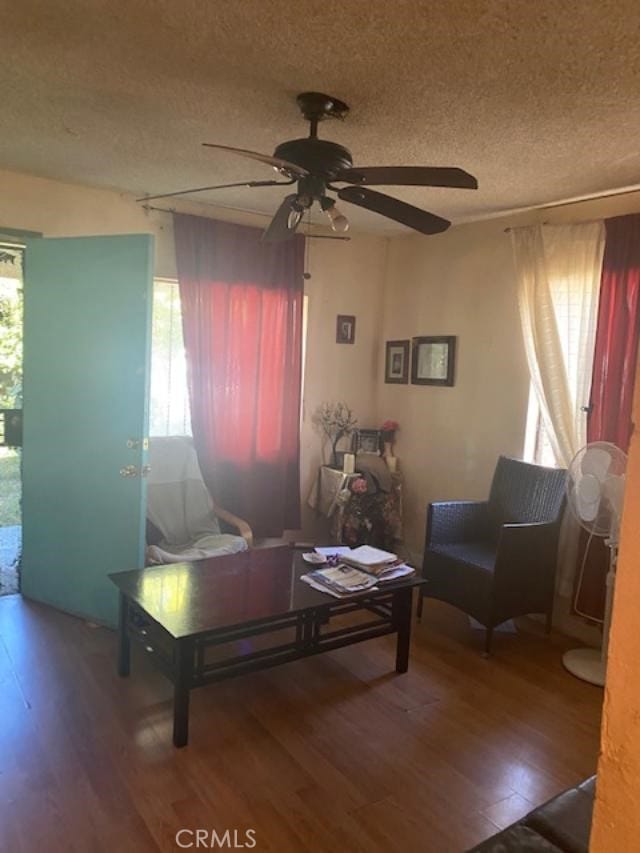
352, 429, 382, 455
411, 336, 456, 386
384, 340, 410, 384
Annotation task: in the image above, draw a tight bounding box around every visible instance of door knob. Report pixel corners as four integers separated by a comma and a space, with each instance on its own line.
119, 465, 139, 478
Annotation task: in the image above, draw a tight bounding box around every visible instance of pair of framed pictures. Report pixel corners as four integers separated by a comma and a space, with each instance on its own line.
385, 336, 456, 386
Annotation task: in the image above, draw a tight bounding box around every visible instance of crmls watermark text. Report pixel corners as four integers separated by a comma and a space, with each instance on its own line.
175, 829, 257, 848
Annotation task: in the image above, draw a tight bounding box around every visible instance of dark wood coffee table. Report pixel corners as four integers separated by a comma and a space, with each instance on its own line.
109, 546, 425, 747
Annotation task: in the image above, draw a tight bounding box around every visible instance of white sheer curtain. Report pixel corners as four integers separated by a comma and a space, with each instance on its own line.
511, 223, 605, 597
511, 223, 605, 467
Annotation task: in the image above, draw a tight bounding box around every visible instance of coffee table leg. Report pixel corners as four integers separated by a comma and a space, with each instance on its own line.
117, 592, 130, 677
394, 587, 413, 674
173, 639, 194, 748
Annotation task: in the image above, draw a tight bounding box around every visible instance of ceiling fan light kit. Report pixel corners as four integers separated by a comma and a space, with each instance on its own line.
140, 92, 478, 242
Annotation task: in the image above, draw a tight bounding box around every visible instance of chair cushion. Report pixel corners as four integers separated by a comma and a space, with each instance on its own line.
424, 541, 497, 624
147, 533, 248, 565
147, 437, 221, 544
526, 782, 595, 853
467, 776, 596, 853
430, 541, 497, 573
470, 824, 563, 852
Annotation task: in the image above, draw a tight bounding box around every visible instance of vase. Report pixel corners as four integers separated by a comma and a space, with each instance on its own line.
383, 441, 396, 471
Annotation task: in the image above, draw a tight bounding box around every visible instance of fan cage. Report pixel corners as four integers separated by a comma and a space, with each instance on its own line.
566, 441, 627, 538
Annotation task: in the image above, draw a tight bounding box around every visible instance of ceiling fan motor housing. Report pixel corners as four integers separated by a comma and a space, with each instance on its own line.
273, 138, 353, 180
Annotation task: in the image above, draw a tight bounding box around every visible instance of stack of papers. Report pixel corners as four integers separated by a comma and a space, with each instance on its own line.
300, 565, 379, 598
342, 545, 403, 577
300, 545, 415, 598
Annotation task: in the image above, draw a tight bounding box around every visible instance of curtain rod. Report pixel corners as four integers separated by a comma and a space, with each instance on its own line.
140, 203, 350, 240
503, 184, 640, 233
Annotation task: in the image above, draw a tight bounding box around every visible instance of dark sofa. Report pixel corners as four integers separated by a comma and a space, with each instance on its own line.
468, 776, 596, 852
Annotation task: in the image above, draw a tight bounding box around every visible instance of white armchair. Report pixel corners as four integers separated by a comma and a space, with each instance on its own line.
145, 436, 252, 565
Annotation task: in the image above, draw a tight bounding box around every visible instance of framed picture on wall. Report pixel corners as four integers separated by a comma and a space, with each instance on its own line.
336, 314, 356, 344
385, 340, 410, 384
411, 336, 456, 386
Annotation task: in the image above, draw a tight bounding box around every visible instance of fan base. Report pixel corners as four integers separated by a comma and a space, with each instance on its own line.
296, 92, 349, 122
562, 647, 606, 686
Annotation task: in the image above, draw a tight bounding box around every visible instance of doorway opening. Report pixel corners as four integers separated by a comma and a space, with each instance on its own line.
0, 244, 23, 596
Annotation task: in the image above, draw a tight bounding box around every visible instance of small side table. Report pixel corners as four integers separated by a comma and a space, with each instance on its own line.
308, 466, 360, 542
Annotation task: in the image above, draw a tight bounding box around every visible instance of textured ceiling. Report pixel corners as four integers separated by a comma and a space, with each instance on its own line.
2, 0, 640, 233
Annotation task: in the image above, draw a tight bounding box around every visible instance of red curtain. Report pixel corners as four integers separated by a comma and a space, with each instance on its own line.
174, 213, 304, 538
588, 214, 640, 450
575, 213, 640, 619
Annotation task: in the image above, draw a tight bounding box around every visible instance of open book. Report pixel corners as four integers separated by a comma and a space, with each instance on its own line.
341, 545, 402, 577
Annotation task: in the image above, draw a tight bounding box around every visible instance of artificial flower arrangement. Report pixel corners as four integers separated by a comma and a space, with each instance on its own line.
340, 474, 400, 549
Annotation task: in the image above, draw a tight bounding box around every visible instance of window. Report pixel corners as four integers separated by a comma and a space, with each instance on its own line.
149, 282, 309, 440
524, 269, 595, 466
149, 278, 192, 436
524, 390, 555, 466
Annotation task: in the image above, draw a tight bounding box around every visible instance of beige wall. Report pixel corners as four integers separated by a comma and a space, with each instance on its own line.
377, 220, 529, 558
379, 192, 640, 562
0, 167, 260, 278
0, 168, 388, 530
300, 236, 387, 533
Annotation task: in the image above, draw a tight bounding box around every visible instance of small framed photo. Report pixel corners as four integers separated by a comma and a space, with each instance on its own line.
336, 314, 356, 344
411, 336, 456, 386
352, 429, 382, 454
385, 340, 410, 384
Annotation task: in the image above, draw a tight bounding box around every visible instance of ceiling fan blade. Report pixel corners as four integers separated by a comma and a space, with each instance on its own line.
337, 186, 450, 235
137, 179, 294, 203
202, 143, 309, 178
262, 195, 301, 243
334, 166, 478, 190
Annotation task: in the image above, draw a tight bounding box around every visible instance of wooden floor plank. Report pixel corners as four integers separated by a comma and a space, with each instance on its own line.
0, 595, 602, 852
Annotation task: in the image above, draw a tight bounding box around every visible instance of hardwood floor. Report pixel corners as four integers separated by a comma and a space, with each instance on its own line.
0, 594, 602, 852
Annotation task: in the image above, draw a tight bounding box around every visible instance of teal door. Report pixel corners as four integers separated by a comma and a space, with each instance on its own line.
21, 235, 153, 626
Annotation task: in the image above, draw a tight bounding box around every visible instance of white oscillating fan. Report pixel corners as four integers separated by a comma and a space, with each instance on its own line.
563, 441, 627, 686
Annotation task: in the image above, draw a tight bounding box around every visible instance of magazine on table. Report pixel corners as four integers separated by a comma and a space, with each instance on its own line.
315, 545, 414, 579
300, 564, 379, 598
300, 546, 415, 597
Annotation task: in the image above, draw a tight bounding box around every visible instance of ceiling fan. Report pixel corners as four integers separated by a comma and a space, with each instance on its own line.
140, 92, 478, 242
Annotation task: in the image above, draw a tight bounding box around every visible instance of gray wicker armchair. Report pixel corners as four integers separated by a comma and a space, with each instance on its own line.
418, 456, 567, 654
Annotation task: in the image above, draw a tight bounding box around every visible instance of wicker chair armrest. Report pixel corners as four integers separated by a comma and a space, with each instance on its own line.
211, 501, 254, 547
494, 521, 559, 582
427, 500, 490, 546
